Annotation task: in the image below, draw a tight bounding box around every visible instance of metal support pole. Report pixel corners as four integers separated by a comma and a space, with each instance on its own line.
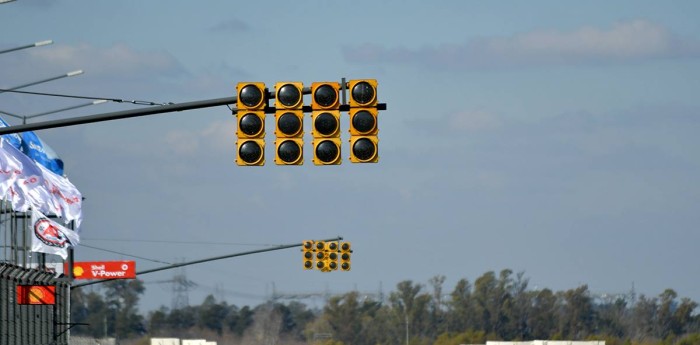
0, 81, 387, 136
0, 40, 52, 55
71, 236, 343, 289
0, 96, 238, 135
0, 70, 83, 96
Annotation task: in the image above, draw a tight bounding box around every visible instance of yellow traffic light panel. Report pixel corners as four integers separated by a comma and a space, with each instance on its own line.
311, 82, 341, 165
348, 79, 379, 164
315, 250, 330, 272
311, 82, 340, 110
302, 240, 314, 270
275, 136, 303, 165
349, 136, 379, 163
348, 79, 377, 108
236, 82, 268, 166
311, 111, 341, 165
274, 82, 305, 165
327, 251, 339, 271
349, 108, 378, 136
326, 241, 339, 271
237, 82, 267, 111
235, 111, 266, 166
275, 82, 304, 109
340, 241, 352, 271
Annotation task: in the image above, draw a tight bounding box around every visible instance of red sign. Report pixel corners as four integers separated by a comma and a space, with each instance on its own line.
17, 285, 56, 305
66, 261, 136, 280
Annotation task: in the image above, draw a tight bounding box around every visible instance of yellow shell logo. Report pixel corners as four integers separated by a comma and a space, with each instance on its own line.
73, 266, 84, 277
29, 287, 45, 304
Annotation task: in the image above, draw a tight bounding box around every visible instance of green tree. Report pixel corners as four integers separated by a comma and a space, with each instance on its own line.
595, 297, 627, 338
629, 295, 657, 341
198, 295, 229, 334
228, 305, 254, 336
472, 271, 497, 334
285, 301, 316, 340
528, 288, 557, 339
147, 307, 170, 336
490, 269, 531, 340
71, 288, 110, 338
434, 330, 487, 345
324, 292, 363, 344
558, 285, 595, 339
103, 279, 146, 339
469, 269, 530, 340
657, 289, 678, 339
672, 297, 698, 336
167, 306, 197, 333
390, 280, 431, 344
429, 275, 448, 337
448, 278, 475, 333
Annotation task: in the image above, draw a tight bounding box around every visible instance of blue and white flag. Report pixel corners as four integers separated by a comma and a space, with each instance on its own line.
0, 117, 23, 149
0, 137, 83, 229
20, 131, 64, 176
0, 115, 64, 176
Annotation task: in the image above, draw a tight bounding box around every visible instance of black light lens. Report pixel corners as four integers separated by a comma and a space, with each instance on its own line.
341, 243, 350, 251
329, 262, 338, 269
352, 138, 376, 161
316, 261, 325, 269
239, 141, 262, 164
314, 84, 337, 107
278, 112, 302, 136
316, 140, 339, 163
314, 112, 338, 136
352, 110, 376, 134
329, 242, 338, 250
341, 253, 350, 261
239, 113, 263, 136
341, 262, 350, 270
304, 241, 313, 249
304, 261, 313, 269
316, 252, 325, 260
329, 253, 338, 260
277, 84, 301, 107
277, 140, 301, 164
304, 252, 313, 259
239, 84, 263, 108
316, 242, 325, 250
352, 81, 375, 105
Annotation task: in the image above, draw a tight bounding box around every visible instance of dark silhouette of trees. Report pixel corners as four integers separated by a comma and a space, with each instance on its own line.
70, 270, 700, 345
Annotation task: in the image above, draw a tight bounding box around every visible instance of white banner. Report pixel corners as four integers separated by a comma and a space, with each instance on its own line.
30, 207, 80, 260
0, 138, 83, 228
37, 163, 83, 228
0, 142, 21, 197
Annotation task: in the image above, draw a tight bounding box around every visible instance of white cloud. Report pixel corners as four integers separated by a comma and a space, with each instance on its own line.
405, 109, 502, 135
344, 20, 700, 69
27, 43, 185, 78
163, 119, 235, 156
481, 19, 678, 61
448, 109, 502, 131
209, 18, 250, 33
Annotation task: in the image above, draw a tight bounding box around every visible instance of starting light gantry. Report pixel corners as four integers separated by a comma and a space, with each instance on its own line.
233, 79, 386, 166
302, 240, 352, 272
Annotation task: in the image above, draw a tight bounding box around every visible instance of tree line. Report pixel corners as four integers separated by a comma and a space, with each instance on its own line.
69, 269, 700, 345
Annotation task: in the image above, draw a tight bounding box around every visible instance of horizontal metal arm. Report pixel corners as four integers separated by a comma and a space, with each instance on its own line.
0, 96, 237, 135
70, 236, 343, 289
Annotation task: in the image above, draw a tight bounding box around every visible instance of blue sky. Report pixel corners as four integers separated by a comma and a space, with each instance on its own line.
1, 1, 699, 312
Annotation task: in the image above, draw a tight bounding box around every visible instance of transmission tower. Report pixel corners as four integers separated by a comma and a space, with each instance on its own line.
171, 267, 197, 310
